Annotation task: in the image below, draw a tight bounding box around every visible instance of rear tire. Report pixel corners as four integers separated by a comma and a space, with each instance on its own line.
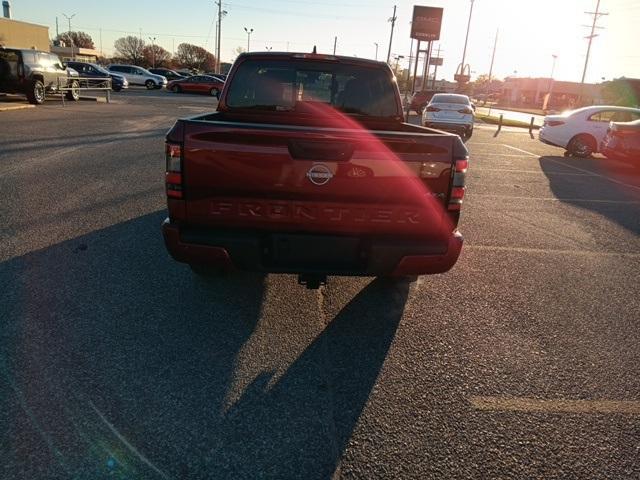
26, 79, 45, 105
65, 80, 80, 101
210, 87, 219, 97
172, 84, 181, 93
145, 80, 156, 90
568, 134, 596, 158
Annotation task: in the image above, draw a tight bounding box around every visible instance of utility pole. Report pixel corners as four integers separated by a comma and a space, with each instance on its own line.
333, 36, 337, 55
99, 28, 103, 57
244, 27, 253, 51
386, 5, 397, 64
148, 37, 156, 68
580, 0, 607, 102
485, 28, 498, 99
55, 17, 59, 38
216, 0, 222, 74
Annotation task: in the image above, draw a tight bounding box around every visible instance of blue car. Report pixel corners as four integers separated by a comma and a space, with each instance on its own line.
65, 61, 128, 92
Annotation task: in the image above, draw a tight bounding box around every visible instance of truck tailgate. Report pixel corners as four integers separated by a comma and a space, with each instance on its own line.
180, 119, 457, 239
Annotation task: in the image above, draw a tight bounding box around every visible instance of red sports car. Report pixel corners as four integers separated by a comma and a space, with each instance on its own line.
167, 75, 224, 96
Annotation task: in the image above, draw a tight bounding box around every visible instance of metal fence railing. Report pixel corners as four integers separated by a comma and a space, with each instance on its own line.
57, 76, 112, 105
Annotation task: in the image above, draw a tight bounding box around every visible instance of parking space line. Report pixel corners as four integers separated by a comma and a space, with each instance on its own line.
501, 144, 640, 191
470, 396, 640, 415
468, 193, 640, 204
501, 144, 540, 157
464, 244, 640, 259
89, 401, 171, 479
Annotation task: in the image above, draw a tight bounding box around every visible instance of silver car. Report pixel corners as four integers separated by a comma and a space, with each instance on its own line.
107, 64, 167, 90
422, 93, 475, 140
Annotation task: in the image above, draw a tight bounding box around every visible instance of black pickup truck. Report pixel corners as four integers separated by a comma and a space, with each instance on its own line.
162, 52, 469, 287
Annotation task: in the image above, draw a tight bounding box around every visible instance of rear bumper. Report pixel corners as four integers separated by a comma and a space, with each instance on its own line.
162, 218, 463, 277
538, 129, 565, 148
423, 121, 473, 134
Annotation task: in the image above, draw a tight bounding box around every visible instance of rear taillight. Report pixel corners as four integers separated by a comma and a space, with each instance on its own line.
165, 142, 183, 199
426, 106, 440, 112
546, 120, 565, 127
449, 157, 468, 211
458, 107, 473, 114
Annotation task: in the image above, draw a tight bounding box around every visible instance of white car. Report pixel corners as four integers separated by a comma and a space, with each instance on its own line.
422, 93, 475, 140
539, 105, 640, 157
107, 64, 167, 90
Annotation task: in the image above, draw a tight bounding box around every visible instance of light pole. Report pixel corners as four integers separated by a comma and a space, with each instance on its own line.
148, 36, 156, 68
460, 0, 474, 70
547, 54, 557, 110
374, 42, 379, 61
244, 27, 253, 52
393, 55, 404, 76
455, 0, 474, 86
62, 13, 76, 59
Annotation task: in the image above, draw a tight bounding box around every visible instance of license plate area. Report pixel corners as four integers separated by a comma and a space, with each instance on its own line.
267, 234, 362, 270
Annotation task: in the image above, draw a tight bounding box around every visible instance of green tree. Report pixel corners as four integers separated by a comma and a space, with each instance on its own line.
472, 74, 503, 94
601, 78, 640, 107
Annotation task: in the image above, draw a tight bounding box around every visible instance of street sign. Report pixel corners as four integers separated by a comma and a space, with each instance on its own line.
410, 6, 444, 41
429, 57, 443, 66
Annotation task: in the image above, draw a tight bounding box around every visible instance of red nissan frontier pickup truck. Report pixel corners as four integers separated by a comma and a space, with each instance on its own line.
162, 51, 468, 288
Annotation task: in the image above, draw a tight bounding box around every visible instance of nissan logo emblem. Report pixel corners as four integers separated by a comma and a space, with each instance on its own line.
306, 164, 333, 186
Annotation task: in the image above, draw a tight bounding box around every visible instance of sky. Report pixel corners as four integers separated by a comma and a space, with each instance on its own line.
8, 0, 640, 83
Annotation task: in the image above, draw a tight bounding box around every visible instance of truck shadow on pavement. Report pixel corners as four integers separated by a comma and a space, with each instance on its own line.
0, 210, 408, 480
539, 155, 640, 236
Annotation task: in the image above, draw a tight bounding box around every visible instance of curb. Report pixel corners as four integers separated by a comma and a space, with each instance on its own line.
78, 96, 107, 103
475, 114, 541, 130
0, 104, 35, 112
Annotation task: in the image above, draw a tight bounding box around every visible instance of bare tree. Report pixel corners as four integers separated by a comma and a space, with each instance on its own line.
174, 43, 216, 72
114, 36, 146, 65
55, 31, 95, 49
142, 45, 171, 68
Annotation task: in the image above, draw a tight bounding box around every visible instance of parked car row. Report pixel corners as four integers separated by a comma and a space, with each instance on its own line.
0, 47, 81, 104
540, 105, 640, 160
65, 61, 128, 91
168, 75, 225, 96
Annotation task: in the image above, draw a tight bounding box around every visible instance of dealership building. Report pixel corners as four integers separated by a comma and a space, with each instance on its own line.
501, 77, 603, 109
0, 8, 100, 62
0, 16, 50, 51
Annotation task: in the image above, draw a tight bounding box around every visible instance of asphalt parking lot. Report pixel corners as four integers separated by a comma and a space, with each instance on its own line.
1, 90, 639, 479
